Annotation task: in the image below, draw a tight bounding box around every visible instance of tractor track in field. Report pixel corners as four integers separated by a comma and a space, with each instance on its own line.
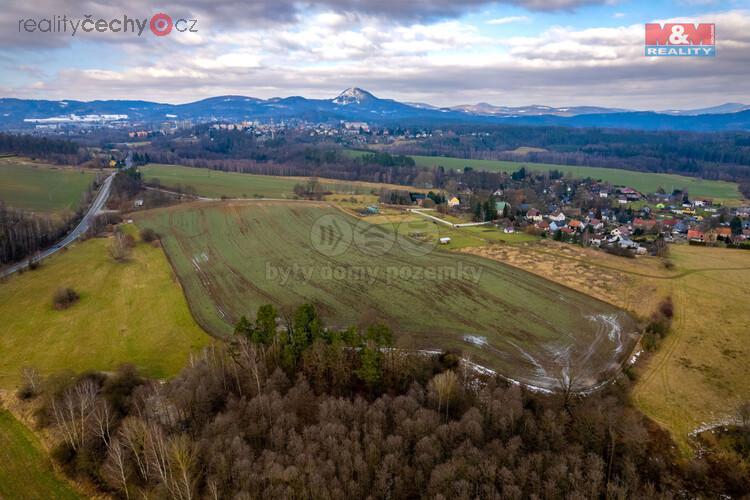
632, 281, 685, 432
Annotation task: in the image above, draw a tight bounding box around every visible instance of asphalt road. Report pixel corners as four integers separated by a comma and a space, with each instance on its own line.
0, 171, 116, 278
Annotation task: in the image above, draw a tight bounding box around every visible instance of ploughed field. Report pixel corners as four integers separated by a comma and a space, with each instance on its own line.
136, 200, 638, 390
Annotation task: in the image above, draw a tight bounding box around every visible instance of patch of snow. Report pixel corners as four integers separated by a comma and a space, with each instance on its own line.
588, 313, 624, 353
463, 335, 488, 346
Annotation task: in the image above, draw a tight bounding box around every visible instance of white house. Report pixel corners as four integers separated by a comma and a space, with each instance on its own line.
549, 211, 566, 223
526, 208, 543, 223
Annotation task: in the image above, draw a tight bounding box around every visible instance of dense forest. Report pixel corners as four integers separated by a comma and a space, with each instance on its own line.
386, 125, 750, 183
0, 133, 84, 164
24, 304, 750, 499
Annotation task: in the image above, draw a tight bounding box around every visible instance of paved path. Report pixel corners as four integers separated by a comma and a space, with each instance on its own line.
409, 208, 491, 228
0, 172, 116, 278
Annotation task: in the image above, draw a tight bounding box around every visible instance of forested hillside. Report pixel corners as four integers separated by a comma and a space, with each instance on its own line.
25, 304, 750, 499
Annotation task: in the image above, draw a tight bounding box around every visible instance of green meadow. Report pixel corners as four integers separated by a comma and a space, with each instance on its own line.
0, 410, 80, 499
0, 157, 98, 212
141, 163, 428, 199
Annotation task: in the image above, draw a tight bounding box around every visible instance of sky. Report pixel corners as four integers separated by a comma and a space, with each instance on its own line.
1, 0, 748, 109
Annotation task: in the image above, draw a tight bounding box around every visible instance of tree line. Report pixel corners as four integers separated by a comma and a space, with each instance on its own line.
0, 175, 102, 265
0, 133, 84, 164
20, 303, 750, 499
386, 125, 750, 183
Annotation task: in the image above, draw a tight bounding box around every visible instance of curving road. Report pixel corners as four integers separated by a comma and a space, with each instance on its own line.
0, 171, 116, 278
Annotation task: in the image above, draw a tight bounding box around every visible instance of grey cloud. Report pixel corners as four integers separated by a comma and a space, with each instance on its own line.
19, 45, 749, 110
0, 0, 609, 48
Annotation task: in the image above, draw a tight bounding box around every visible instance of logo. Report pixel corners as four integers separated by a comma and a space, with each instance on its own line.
645, 23, 715, 57
353, 220, 396, 256
149, 13, 173, 36
396, 219, 439, 256
310, 214, 352, 257
17, 14, 198, 37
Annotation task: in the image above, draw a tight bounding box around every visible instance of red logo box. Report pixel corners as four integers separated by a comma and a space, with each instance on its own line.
645, 23, 715, 46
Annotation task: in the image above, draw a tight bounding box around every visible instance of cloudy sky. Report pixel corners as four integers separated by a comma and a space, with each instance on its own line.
1, 0, 748, 109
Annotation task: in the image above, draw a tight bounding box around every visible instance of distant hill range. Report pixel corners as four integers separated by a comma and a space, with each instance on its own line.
2, 87, 749, 132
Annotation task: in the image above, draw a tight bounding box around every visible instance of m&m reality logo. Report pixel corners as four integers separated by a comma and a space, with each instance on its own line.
645, 23, 715, 57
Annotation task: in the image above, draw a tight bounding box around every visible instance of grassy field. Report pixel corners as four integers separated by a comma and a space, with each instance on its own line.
135, 200, 637, 391
141, 163, 429, 199
465, 241, 750, 452
0, 409, 80, 499
346, 150, 742, 202
0, 225, 210, 388
632, 246, 750, 453
0, 156, 98, 212
365, 210, 540, 249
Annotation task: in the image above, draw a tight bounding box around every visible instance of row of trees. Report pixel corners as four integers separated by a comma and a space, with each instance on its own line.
23, 303, 750, 499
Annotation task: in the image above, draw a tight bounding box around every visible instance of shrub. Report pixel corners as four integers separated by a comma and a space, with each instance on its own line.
52, 287, 80, 310
623, 364, 638, 381
109, 231, 134, 262
659, 297, 674, 319
50, 442, 76, 470
16, 385, 36, 400
139, 227, 158, 243
16, 367, 41, 400
642, 297, 674, 351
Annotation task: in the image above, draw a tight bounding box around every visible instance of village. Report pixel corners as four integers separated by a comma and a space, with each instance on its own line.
380, 171, 750, 257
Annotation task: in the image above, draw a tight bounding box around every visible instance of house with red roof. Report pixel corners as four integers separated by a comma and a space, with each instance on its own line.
687, 229, 704, 242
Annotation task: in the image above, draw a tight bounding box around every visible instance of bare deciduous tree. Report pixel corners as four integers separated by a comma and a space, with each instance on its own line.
428, 370, 458, 421
555, 363, 584, 411
92, 400, 115, 450
50, 378, 98, 451
18, 366, 41, 398
109, 231, 133, 262
169, 434, 197, 500
103, 437, 131, 499
120, 417, 150, 482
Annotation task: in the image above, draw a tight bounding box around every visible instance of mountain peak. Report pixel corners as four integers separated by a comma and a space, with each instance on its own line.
332, 87, 377, 105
